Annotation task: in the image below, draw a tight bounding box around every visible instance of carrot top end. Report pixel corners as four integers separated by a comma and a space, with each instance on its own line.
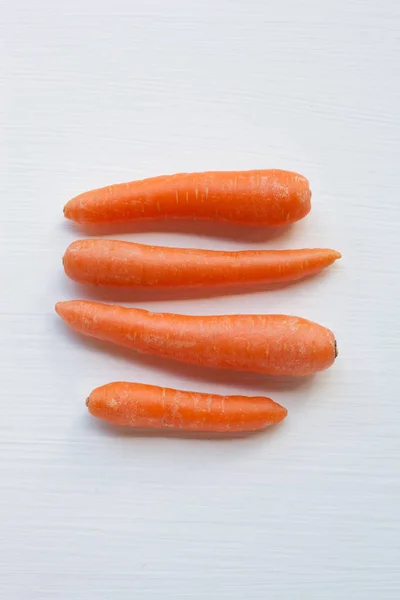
63, 202, 73, 220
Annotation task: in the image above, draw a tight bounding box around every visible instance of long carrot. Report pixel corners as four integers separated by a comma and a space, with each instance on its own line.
87, 381, 287, 432
63, 239, 341, 289
63, 169, 311, 227
55, 300, 337, 376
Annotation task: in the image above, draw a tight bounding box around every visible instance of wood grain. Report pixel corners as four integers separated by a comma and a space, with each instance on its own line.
1, 0, 400, 598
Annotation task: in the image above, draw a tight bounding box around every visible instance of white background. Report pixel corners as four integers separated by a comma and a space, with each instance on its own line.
2, 1, 400, 598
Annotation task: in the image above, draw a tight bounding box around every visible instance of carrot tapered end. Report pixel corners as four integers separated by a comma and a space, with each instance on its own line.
55, 300, 79, 323
55, 300, 82, 319
259, 399, 288, 428
273, 402, 288, 424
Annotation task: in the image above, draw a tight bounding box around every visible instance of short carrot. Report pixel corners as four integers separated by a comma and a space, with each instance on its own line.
86, 381, 288, 432
55, 300, 337, 376
63, 239, 341, 289
63, 169, 311, 227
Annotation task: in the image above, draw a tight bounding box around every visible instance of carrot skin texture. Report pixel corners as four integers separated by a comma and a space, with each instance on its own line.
63, 169, 311, 227
63, 239, 341, 288
87, 382, 288, 432
55, 300, 337, 376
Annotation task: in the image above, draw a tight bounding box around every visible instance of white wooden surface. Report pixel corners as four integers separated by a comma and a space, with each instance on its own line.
2, 1, 400, 598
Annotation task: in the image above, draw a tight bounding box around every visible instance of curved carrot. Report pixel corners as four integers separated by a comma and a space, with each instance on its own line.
63, 169, 311, 227
55, 300, 337, 376
63, 239, 341, 288
87, 381, 287, 432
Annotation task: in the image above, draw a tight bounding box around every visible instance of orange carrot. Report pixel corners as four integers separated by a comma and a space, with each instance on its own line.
87, 381, 287, 432
63, 169, 311, 227
55, 300, 337, 376
63, 239, 341, 289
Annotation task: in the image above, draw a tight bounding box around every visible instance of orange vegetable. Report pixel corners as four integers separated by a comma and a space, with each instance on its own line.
55, 300, 337, 376
87, 381, 287, 432
63, 239, 341, 289
63, 169, 311, 227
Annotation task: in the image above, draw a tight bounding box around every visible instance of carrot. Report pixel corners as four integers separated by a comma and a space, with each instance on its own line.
63, 169, 311, 227
55, 300, 337, 376
86, 381, 287, 432
63, 239, 341, 289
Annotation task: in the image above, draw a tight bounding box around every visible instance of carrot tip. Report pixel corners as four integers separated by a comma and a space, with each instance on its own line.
54, 302, 65, 317
86, 397, 90, 407
334, 340, 338, 358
